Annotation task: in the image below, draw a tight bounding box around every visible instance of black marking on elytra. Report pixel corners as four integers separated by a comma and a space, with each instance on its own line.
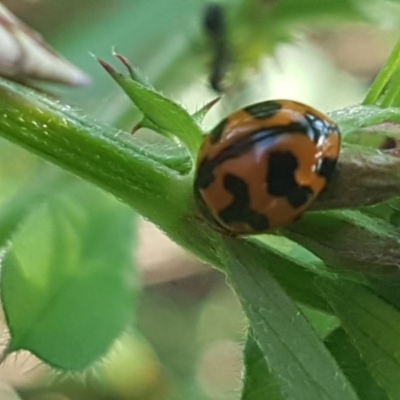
209, 118, 228, 144
267, 152, 298, 196
267, 152, 313, 208
317, 157, 337, 180
213, 123, 309, 164
194, 187, 231, 233
196, 123, 311, 191
195, 157, 216, 189
244, 101, 282, 119
219, 174, 270, 230
287, 186, 314, 208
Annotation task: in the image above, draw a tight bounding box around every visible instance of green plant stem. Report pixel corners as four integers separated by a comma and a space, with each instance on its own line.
0, 84, 188, 231
0, 80, 330, 312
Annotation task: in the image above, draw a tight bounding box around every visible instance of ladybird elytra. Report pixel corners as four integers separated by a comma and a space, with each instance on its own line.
194, 99, 341, 235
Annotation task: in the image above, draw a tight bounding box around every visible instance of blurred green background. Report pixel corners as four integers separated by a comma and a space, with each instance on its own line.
0, 0, 399, 399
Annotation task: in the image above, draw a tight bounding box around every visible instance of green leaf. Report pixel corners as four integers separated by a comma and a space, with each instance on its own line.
363, 38, 400, 107
300, 306, 340, 338
321, 280, 400, 398
241, 332, 285, 400
0, 166, 70, 247
0, 140, 71, 248
330, 104, 400, 140
0, 139, 39, 204
325, 328, 390, 400
98, 58, 203, 158
224, 239, 359, 400
1, 183, 137, 370
252, 238, 332, 312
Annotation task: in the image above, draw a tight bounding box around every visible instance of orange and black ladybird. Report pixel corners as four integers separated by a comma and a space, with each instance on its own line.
194, 99, 341, 235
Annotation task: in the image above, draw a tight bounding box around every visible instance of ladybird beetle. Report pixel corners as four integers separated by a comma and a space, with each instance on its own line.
194, 99, 341, 235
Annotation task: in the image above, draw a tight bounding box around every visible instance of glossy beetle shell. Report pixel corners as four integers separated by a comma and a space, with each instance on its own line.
194, 99, 341, 235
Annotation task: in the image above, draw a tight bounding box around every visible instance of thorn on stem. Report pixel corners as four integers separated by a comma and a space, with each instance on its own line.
193, 97, 222, 122
204, 97, 221, 111
113, 51, 136, 80
95, 56, 117, 75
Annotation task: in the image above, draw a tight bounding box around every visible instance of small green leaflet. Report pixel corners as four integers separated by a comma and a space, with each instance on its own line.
98, 57, 203, 158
